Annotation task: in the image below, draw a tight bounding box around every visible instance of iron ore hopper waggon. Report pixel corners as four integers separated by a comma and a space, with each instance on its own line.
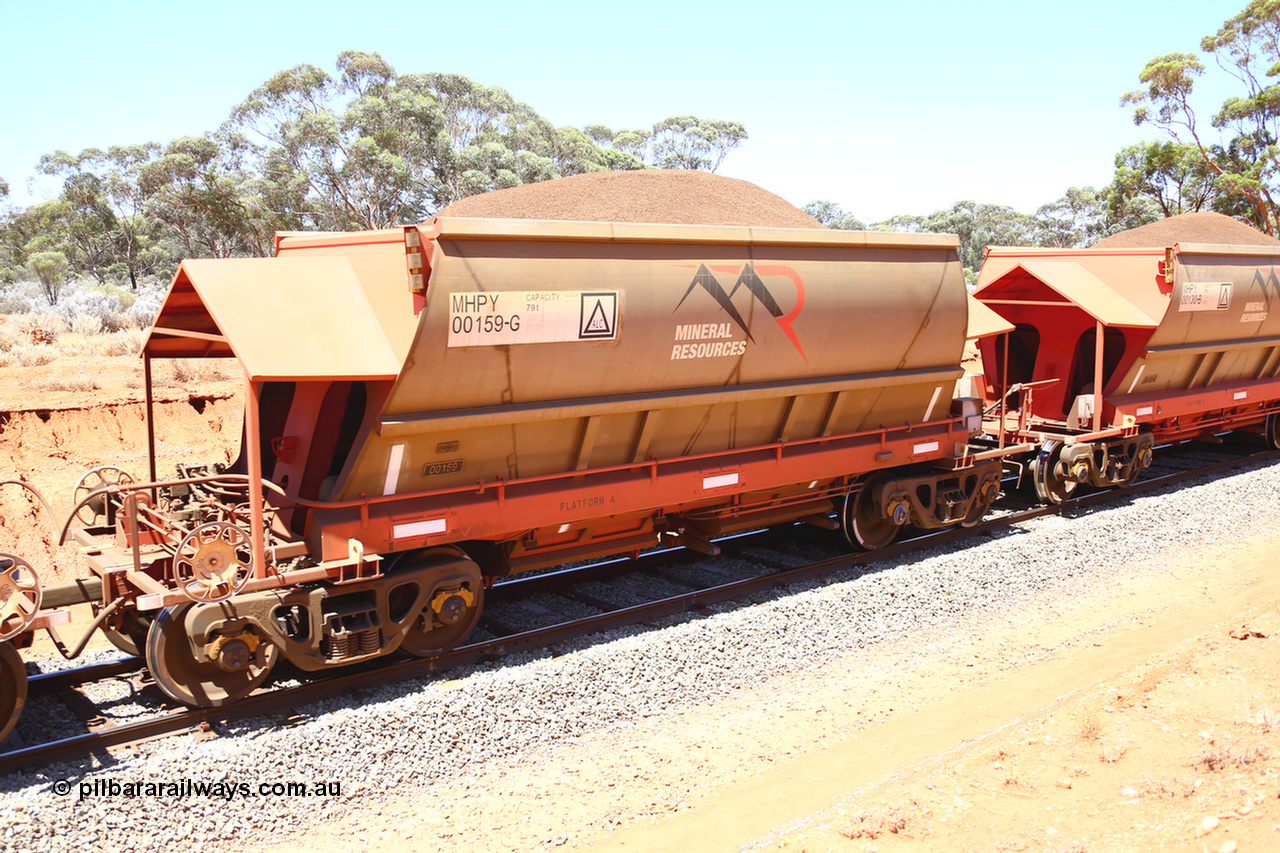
0, 211, 1006, 739
971, 228, 1280, 504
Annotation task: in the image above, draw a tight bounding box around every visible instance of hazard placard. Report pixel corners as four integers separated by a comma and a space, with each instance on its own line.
447, 290, 620, 347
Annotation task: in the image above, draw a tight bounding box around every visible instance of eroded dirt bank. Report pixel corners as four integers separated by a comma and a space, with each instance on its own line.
0, 355, 241, 581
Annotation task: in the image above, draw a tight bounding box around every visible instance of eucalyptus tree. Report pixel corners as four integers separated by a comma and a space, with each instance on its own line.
36, 145, 170, 288
26, 250, 69, 305
139, 135, 289, 259
225, 53, 648, 226
1034, 187, 1111, 248
873, 201, 1040, 274
586, 125, 653, 163
0, 177, 10, 284
226, 51, 434, 230
649, 116, 747, 172
801, 201, 866, 230
1122, 0, 1280, 233
584, 118, 746, 172
1108, 141, 1219, 218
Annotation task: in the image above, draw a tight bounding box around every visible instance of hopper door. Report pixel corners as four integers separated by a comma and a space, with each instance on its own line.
1062, 327, 1127, 417
989, 324, 1040, 405
256, 380, 370, 535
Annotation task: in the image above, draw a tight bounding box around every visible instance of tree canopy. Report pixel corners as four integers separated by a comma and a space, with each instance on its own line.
1121, 0, 1280, 233
0, 51, 750, 295
802, 189, 1160, 286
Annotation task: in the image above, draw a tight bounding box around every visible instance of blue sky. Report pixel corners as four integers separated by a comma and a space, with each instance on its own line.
0, 0, 1248, 222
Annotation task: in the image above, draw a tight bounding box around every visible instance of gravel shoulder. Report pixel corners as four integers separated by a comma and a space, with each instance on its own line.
274, 512, 1280, 853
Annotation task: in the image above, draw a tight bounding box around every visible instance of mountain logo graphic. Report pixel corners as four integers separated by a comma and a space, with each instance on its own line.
1251, 267, 1280, 303
674, 263, 807, 361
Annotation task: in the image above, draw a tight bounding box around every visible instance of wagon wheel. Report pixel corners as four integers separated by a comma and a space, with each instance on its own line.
1120, 455, 1144, 487
1267, 413, 1280, 451
390, 549, 486, 658
171, 522, 254, 604
145, 604, 277, 708
398, 583, 485, 658
72, 466, 135, 526
961, 477, 1001, 528
0, 555, 41, 642
102, 608, 156, 658
842, 477, 899, 552
1030, 440, 1078, 506
0, 642, 27, 743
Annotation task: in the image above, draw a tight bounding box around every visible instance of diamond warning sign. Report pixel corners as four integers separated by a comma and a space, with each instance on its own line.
448, 290, 620, 347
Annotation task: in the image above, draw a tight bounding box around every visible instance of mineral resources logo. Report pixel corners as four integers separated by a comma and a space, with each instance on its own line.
1244, 267, 1278, 322
672, 263, 807, 362
1252, 267, 1280, 300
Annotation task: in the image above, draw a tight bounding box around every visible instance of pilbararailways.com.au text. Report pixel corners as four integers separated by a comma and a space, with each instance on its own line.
54, 778, 341, 801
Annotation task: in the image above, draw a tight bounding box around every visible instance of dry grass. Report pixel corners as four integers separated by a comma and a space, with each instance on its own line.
1192, 741, 1270, 771
100, 328, 146, 357
0, 314, 147, 366
34, 377, 102, 393
1075, 710, 1103, 742
1134, 773, 1198, 799
1097, 726, 1129, 763
1, 344, 58, 367
70, 313, 103, 336
839, 801, 913, 840
1002, 773, 1035, 791
1242, 697, 1277, 733
52, 333, 96, 357
157, 359, 235, 387
169, 358, 197, 384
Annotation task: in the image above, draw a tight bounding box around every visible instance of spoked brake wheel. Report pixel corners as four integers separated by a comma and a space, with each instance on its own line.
72, 466, 135, 526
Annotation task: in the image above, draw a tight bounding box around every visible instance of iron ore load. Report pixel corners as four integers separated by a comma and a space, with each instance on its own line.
971, 211, 1280, 503
0, 173, 1005, 739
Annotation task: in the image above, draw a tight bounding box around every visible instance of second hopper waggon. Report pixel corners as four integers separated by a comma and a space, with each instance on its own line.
971, 241, 1280, 502
2, 216, 1002, 723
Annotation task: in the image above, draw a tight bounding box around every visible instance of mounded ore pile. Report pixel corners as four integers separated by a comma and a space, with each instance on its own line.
1092, 211, 1280, 248
433, 170, 826, 229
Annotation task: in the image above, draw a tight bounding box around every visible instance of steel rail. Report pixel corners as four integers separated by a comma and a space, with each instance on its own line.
3, 445, 1276, 776
27, 658, 144, 698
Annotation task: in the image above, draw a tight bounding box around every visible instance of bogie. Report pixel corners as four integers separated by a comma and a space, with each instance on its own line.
842, 460, 1004, 550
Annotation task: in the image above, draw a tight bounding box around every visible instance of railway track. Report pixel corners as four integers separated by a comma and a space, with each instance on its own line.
3, 439, 1276, 776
